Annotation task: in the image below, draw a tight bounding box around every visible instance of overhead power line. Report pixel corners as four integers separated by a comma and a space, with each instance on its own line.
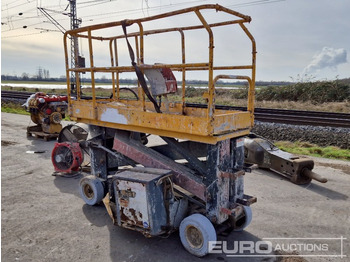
37, 7, 66, 34
1, 0, 36, 12
1, 31, 49, 38
2, 0, 285, 38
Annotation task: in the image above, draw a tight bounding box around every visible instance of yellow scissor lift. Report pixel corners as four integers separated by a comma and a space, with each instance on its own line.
57, 4, 257, 257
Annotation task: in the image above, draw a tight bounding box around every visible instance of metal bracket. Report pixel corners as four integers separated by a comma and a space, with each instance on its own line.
236, 194, 257, 206
220, 170, 245, 179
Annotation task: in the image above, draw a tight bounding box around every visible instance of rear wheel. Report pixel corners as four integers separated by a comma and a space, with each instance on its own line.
79, 175, 105, 205
233, 206, 253, 231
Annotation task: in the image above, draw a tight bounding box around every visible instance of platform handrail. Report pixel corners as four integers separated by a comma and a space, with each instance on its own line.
213, 75, 255, 127
64, 4, 256, 129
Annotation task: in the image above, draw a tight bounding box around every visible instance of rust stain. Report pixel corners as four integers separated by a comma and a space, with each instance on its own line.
120, 198, 129, 207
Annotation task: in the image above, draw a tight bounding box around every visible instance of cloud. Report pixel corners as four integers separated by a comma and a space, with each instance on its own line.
303, 47, 347, 74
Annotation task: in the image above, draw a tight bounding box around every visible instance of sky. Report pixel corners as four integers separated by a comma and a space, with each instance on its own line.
1, 0, 350, 82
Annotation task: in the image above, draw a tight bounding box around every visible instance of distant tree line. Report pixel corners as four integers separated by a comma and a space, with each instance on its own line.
2, 73, 295, 86
1, 74, 65, 82
1, 74, 142, 85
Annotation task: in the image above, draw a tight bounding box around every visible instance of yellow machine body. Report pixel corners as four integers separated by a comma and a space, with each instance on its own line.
63, 4, 256, 144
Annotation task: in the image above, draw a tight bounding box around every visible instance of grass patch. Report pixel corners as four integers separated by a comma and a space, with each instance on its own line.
1, 102, 72, 120
275, 141, 350, 161
1, 102, 29, 115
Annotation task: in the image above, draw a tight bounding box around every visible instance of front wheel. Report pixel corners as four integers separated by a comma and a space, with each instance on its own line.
179, 214, 217, 257
79, 175, 105, 205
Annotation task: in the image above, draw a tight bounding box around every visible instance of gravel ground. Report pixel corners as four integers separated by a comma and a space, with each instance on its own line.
1, 112, 350, 262
252, 121, 350, 149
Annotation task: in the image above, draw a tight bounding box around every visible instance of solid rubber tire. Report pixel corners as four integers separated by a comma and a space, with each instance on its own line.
179, 214, 217, 257
79, 175, 105, 206
234, 206, 253, 231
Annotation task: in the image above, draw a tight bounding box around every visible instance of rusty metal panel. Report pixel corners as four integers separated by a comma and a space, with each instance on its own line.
113, 168, 170, 236
89, 146, 108, 179
206, 137, 247, 224
206, 140, 231, 224
229, 138, 245, 203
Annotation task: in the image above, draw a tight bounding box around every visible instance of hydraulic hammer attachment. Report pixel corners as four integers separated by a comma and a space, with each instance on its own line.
244, 134, 327, 185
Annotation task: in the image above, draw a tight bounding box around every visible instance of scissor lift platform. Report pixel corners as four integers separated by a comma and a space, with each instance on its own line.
70, 99, 252, 144
59, 4, 257, 257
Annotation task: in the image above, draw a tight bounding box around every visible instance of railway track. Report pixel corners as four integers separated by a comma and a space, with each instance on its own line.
1, 90, 33, 100
2, 90, 350, 128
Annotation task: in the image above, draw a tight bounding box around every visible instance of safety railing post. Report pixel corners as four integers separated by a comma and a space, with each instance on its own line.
88, 29, 97, 118
137, 22, 146, 111
179, 29, 186, 115
195, 9, 215, 134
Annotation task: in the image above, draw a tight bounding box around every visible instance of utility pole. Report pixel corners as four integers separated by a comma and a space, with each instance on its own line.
68, 0, 80, 73
68, 0, 82, 93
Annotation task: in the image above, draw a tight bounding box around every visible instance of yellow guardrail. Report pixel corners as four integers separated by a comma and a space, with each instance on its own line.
63, 4, 256, 143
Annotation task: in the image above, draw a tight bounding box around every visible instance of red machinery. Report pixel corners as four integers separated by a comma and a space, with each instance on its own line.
24, 92, 68, 136
51, 142, 84, 173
